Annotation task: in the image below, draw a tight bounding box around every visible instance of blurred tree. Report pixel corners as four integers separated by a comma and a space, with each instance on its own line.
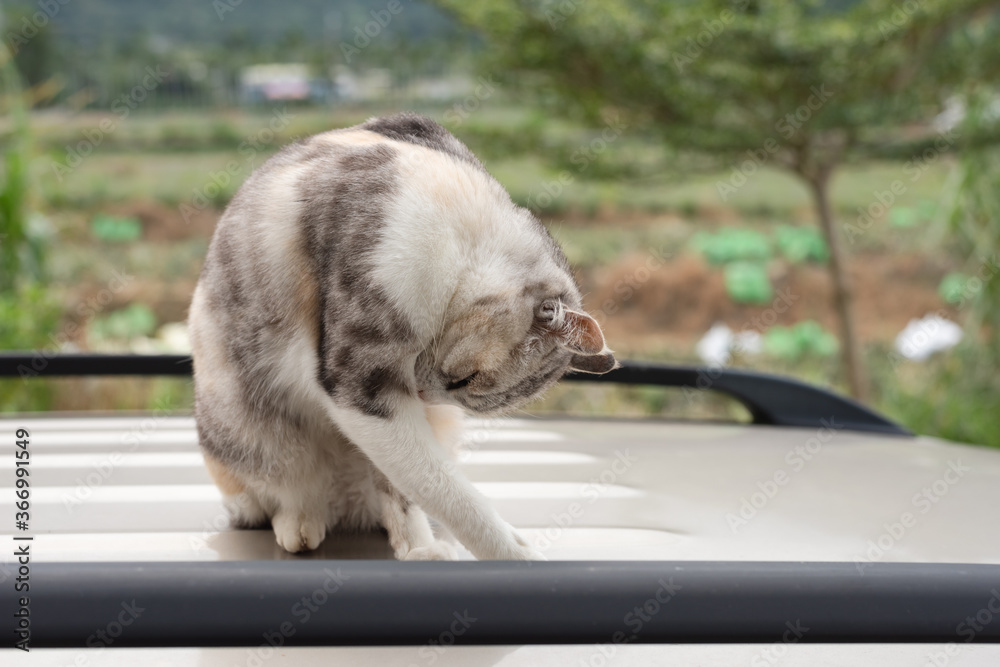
3, 4, 56, 89
434, 0, 1000, 401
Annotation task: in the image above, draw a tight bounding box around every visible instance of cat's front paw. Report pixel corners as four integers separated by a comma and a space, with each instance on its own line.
510, 532, 547, 561
403, 540, 460, 561
480, 524, 547, 561
510, 544, 548, 561
272, 512, 326, 553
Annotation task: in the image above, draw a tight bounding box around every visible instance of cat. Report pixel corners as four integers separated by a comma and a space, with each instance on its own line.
188, 112, 617, 560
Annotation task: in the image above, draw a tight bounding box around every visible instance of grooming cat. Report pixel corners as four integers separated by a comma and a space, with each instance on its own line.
189, 113, 616, 560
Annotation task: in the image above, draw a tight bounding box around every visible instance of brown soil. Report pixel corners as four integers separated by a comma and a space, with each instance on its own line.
581, 252, 956, 352
108, 200, 219, 242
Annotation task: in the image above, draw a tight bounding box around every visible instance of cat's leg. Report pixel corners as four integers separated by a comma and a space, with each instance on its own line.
326, 397, 543, 561
264, 443, 334, 553
373, 471, 458, 561
200, 411, 333, 552
202, 452, 269, 528
269, 491, 327, 553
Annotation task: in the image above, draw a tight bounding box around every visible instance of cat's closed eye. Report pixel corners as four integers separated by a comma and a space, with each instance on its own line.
447, 373, 478, 391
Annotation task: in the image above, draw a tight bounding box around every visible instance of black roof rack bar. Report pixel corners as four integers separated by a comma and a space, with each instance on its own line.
565, 362, 912, 436
0, 352, 911, 435
20, 560, 1000, 647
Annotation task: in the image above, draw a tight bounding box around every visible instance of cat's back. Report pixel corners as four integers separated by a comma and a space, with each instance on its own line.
194, 114, 565, 342
201, 114, 528, 283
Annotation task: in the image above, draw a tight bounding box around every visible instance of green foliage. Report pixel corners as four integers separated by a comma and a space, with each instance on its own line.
775, 225, 829, 263
548, 226, 629, 268
879, 89, 1000, 448
889, 200, 937, 228
939, 272, 970, 305
692, 229, 771, 265
0, 45, 42, 289
434, 0, 1000, 164
879, 345, 1000, 449
89, 304, 157, 343
91, 214, 143, 242
764, 321, 839, 361
0, 283, 62, 349
0, 284, 63, 412
434, 0, 1000, 401
724, 262, 773, 305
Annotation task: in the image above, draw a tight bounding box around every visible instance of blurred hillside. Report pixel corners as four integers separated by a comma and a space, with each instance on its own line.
48, 0, 458, 46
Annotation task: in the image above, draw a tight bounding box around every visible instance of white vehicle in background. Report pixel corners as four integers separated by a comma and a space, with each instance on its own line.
2, 352, 999, 666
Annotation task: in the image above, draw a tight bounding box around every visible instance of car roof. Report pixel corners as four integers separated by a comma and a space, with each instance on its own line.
8, 413, 999, 565
6, 412, 1000, 666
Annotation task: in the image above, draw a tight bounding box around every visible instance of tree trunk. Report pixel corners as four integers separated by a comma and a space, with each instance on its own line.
808, 173, 869, 402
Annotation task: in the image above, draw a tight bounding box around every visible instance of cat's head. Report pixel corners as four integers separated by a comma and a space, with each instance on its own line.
426, 295, 617, 415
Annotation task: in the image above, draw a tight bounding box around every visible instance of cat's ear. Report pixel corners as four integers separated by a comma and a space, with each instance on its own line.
569, 351, 618, 374
537, 301, 618, 374
557, 309, 607, 355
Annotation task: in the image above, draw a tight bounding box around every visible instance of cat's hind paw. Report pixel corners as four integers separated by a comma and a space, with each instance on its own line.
402, 540, 460, 561
272, 512, 326, 553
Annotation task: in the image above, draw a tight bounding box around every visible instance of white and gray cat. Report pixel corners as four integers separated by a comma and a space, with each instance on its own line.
189, 113, 616, 560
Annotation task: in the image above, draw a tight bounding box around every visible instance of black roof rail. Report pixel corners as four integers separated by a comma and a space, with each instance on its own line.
22, 560, 1000, 646
0, 353, 911, 436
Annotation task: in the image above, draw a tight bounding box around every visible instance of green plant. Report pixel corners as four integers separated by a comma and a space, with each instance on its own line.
89, 304, 157, 343
938, 272, 969, 305
0, 42, 45, 289
763, 321, 839, 361
723, 261, 772, 304
691, 228, 771, 265
775, 225, 829, 264
91, 214, 143, 242
0, 284, 63, 412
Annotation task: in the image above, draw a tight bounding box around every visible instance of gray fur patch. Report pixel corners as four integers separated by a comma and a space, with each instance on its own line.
361, 112, 485, 171
297, 141, 417, 418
